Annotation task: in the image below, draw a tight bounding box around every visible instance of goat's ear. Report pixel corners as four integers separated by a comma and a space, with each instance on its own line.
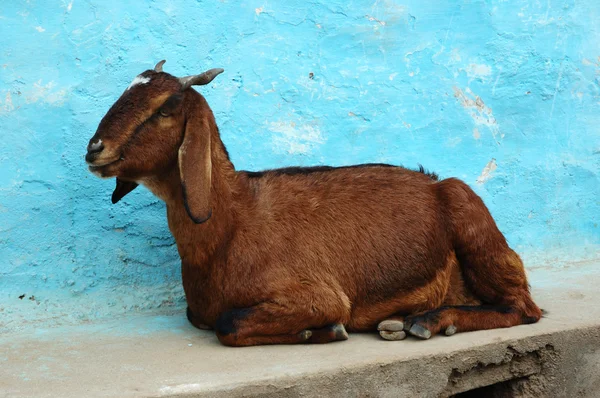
178, 113, 212, 224
112, 178, 138, 204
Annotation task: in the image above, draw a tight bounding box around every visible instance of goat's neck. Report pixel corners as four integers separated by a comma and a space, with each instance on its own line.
145, 128, 245, 267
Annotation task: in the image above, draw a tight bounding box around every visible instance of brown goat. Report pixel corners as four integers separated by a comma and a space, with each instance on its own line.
86, 61, 542, 346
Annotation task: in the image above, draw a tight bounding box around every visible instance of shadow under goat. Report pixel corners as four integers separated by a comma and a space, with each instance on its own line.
85, 60, 542, 347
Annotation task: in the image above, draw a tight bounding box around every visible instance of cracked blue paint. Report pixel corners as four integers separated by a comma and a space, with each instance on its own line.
0, 0, 599, 331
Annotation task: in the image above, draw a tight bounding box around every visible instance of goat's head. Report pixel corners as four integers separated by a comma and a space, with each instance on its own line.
85, 60, 223, 223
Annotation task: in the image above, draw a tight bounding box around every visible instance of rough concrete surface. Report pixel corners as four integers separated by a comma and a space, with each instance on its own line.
2, 261, 599, 398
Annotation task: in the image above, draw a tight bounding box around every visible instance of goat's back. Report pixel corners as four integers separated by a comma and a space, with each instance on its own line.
232, 164, 452, 305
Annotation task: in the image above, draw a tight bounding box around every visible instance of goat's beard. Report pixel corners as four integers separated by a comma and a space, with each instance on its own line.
111, 178, 139, 204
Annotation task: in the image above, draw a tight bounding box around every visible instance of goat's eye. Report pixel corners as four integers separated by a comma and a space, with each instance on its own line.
158, 94, 182, 118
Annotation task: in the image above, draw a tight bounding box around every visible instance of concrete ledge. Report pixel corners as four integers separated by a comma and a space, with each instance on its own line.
2, 261, 600, 397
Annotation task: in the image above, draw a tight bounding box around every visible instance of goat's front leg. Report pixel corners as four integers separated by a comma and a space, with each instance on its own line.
214, 299, 350, 347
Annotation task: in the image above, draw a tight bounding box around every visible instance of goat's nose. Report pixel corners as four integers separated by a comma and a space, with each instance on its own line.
85, 140, 105, 163
87, 140, 104, 154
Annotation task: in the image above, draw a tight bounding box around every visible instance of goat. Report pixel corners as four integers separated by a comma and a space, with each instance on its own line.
85, 60, 542, 346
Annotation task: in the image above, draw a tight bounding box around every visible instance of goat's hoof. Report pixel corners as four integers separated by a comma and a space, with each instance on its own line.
332, 323, 349, 340
298, 329, 313, 341
445, 325, 457, 336
377, 319, 404, 332
408, 324, 432, 340
379, 330, 407, 341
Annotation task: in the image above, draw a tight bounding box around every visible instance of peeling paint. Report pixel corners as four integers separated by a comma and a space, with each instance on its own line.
465, 63, 492, 81
365, 15, 386, 26
3, 92, 14, 113
269, 121, 325, 155
453, 87, 500, 141
476, 159, 497, 184
63, 0, 74, 12
25, 80, 67, 105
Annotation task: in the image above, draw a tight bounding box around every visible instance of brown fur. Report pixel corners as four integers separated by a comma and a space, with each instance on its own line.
86, 66, 542, 346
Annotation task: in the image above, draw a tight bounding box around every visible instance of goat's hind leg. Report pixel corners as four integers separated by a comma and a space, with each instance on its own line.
444, 179, 541, 320
403, 304, 535, 339
413, 178, 544, 340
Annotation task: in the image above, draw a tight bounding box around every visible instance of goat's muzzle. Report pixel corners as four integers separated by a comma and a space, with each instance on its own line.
85, 140, 105, 163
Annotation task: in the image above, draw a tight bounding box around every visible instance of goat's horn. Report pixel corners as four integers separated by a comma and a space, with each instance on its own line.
178, 68, 224, 91
154, 60, 166, 72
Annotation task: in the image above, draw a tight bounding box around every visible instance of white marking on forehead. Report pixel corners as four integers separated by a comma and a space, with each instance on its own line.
127, 75, 151, 90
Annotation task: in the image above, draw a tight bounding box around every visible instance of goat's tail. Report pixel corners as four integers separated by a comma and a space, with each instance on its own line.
436, 178, 542, 322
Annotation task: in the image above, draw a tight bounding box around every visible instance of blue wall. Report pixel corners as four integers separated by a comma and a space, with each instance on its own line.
1, 0, 599, 331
